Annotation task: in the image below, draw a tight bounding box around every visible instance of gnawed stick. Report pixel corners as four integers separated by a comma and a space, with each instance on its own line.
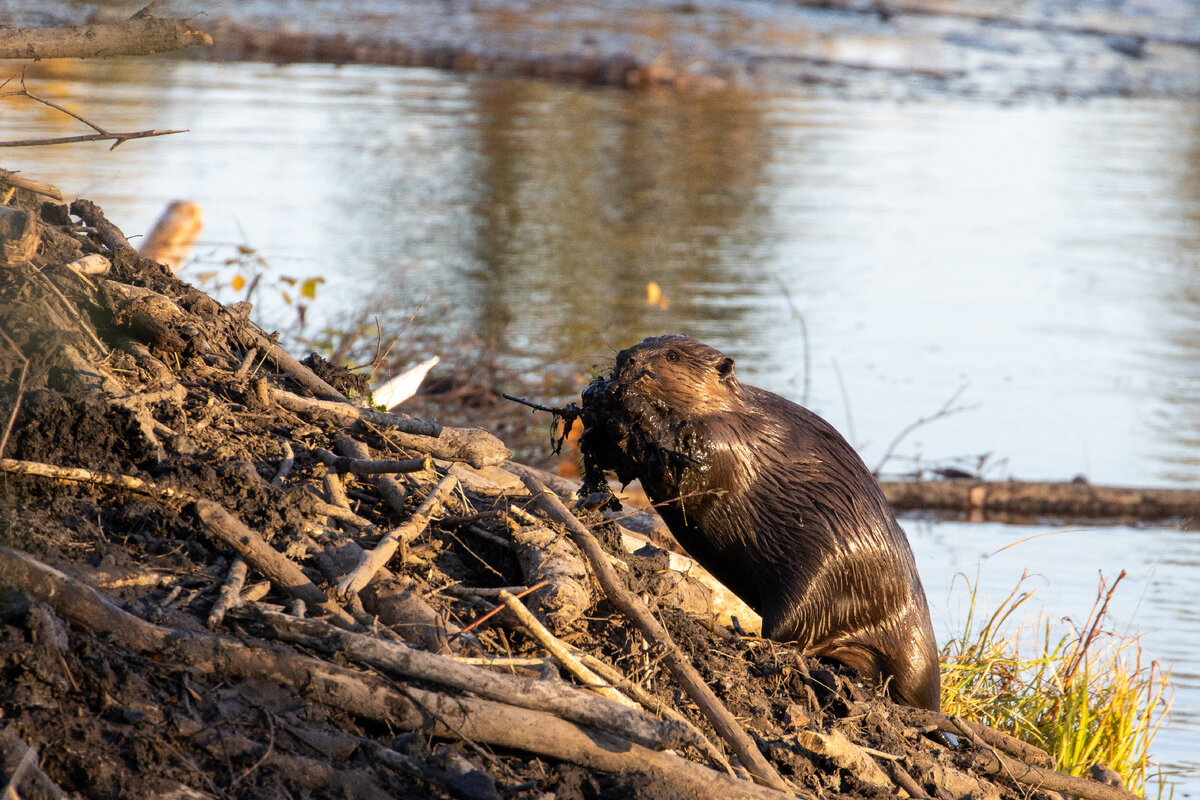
495, 588, 635, 709
194, 500, 357, 628
0, 546, 791, 800
270, 386, 442, 437
335, 433, 410, 516
250, 608, 692, 751
794, 730, 892, 792
522, 475, 792, 794
508, 521, 594, 632
336, 474, 459, 597
309, 496, 371, 527
207, 557, 248, 628
315, 447, 431, 475
893, 706, 1052, 767
0, 457, 195, 503
948, 716, 1143, 800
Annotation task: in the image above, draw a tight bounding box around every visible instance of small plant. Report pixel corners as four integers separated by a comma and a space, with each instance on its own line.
940, 568, 1173, 796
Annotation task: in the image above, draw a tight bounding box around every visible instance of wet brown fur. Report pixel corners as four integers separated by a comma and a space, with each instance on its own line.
580, 334, 941, 710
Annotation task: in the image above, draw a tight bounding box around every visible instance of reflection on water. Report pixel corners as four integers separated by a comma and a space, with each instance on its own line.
4, 58, 1200, 786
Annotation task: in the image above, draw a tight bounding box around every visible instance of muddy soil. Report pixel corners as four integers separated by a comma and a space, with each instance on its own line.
0, 186, 1131, 800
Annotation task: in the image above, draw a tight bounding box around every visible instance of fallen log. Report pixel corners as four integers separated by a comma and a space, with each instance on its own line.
881, 479, 1200, 522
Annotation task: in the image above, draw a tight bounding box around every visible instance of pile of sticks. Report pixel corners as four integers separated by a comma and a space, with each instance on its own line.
0, 186, 1143, 800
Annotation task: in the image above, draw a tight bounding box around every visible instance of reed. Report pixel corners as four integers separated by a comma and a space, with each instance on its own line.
940, 569, 1173, 796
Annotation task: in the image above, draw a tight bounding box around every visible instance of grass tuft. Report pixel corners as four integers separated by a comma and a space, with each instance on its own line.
940, 568, 1173, 796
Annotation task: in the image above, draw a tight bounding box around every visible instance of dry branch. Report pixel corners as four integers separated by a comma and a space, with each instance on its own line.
194, 499, 357, 628
522, 475, 792, 794
206, 557, 248, 628
495, 588, 635, 708
251, 609, 693, 751
0, 168, 63, 200
0, 18, 211, 60
270, 386, 442, 437
315, 447, 432, 475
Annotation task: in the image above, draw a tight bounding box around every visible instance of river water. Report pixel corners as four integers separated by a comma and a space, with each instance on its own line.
3, 57, 1199, 790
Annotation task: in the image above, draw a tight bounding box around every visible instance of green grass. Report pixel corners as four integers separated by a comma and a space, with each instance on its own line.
940, 568, 1174, 796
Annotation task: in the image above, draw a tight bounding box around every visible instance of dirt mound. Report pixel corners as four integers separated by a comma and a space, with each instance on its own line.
0, 185, 1137, 800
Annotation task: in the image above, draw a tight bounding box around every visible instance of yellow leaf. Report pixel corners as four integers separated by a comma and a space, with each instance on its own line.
300, 276, 325, 300
646, 281, 661, 305
232, 274, 246, 291
646, 281, 669, 310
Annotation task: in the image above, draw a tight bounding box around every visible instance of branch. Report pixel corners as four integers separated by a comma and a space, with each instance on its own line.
0, 18, 211, 60
522, 475, 793, 794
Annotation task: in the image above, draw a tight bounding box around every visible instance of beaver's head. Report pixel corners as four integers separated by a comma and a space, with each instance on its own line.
610, 334, 741, 415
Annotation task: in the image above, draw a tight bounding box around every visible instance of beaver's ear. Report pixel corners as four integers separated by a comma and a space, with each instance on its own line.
717, 357, 735, 381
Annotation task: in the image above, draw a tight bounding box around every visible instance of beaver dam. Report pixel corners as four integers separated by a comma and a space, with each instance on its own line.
0, 185, 1157, 799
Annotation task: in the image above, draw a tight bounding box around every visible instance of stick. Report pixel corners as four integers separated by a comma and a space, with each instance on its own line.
271, 441, 294, 486
270, 386, 442, 437
892, 706, 1052, 767
194, 499, 357, 628
334, 433, 410, 516
579, 653, 735, 777
251, 609, 691, 751
521, 476, 792, 794
950, 716, 1143, 800
496, 588, 635, 709
0, 168, 63, 200
206, 557, 248, 628
314, 447, 431, 475
336, 475, 458, 597
0, 457, 194, 502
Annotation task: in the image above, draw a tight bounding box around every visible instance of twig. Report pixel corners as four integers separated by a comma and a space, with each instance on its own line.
774, 276, 811, 406
454, 581, 546, 637
194, 499, 357, 628
0, 327, 28, 459
522, 475, 792, 794
873, 382, 977, 475
206, 557, 248, 628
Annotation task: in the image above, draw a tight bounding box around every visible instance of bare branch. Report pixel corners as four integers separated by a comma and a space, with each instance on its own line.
0, 81, 185, 149
873, 382, 978, 475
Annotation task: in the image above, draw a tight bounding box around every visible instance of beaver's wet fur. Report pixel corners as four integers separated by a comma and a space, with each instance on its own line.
579, 334, 941, 711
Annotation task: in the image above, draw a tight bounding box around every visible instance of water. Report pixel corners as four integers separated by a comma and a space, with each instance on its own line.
3, 58, 1198, 789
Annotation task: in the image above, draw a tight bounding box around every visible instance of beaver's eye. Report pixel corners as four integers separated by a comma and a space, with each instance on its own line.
664, 350, 679, 363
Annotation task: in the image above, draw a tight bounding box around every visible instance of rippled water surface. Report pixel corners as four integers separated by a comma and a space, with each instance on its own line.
4, 58, 1199, 789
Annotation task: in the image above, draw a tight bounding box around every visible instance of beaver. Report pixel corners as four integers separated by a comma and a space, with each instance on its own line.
579, 334, 941, 711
